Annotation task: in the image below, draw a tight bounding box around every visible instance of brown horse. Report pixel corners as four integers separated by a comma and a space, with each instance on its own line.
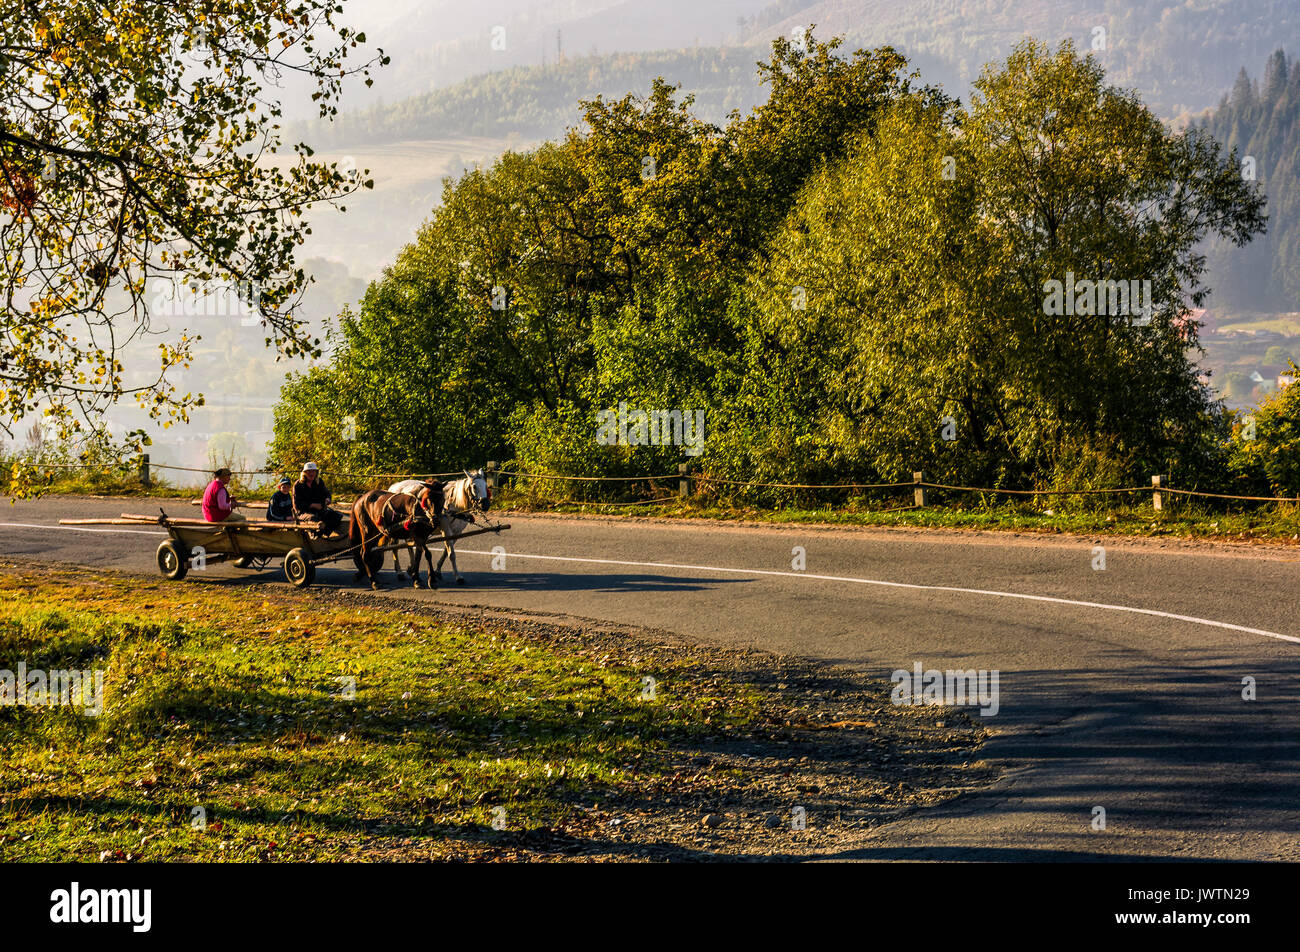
349, 482, 444, 589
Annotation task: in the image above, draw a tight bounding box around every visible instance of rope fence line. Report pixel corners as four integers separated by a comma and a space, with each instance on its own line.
1160, 487, 1300, 503
11, 458, 1300, 506
497, 470, 677, 482
501, 469, 1300, 507
919, 482, 1151, 496
697, 476, 909, 490
145, 462, 468, 480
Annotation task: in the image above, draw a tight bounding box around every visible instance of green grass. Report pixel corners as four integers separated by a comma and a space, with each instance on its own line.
0, 570, 760, 861
3, 464, 281, 501
497, 490, 1300, 543
1218, 314, 1300, 335
4, 466, 180, 499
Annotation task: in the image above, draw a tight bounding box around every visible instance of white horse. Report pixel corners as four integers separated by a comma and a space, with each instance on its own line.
388, 471, 491, 584
434, 469, 491, 585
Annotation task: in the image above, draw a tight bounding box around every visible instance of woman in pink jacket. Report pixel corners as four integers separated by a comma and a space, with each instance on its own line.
201, 468, 245, 523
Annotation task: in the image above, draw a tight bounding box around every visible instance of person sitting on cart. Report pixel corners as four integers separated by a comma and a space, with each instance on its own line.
293, 462, 343, 535
266, 476, 295, 522
202, 468, 246, 523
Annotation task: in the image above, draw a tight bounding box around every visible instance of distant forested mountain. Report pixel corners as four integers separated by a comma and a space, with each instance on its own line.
1201, 50, 1300, 312
297, 0, 772, 118
291, 49, 770, 147
739, 0, 1299, 119
303, 0, 1300, 149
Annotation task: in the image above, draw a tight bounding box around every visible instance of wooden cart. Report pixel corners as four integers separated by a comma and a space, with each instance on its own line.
59, 510, 509, 589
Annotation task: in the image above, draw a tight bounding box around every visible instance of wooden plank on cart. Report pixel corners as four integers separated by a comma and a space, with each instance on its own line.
60, 518, 166, 526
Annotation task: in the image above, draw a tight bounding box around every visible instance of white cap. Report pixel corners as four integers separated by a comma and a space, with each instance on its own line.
303, 461, 319, 471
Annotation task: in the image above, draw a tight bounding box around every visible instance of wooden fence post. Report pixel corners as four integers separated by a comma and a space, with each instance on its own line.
1151, 474, 1166, 511
139, 454, 151, 489
913, 471, 928, 508
678, 463, 693, 498
484, 460, 498, 491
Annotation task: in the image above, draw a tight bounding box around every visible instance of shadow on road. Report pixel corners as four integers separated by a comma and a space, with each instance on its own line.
183, 567, 752, 595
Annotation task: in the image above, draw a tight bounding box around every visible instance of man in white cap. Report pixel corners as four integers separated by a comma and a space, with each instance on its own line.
293, 462, 342, 535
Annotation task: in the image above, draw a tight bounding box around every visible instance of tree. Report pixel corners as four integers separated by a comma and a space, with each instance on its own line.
740, 95, 998, 485
742, 40, 1266, 487
567, 32, 924, 464
730, 31, 923, 259
0, 0, 386, 455
1229, 363, 1300, 494
272, 33, 1266, 497
962, 40, 1263, 475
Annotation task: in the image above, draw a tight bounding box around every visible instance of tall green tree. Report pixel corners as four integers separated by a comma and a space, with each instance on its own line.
274, 34, 1265, 497
962, 40, 1263, 478
741, 40, 1265, 487
570, 33, 924, 439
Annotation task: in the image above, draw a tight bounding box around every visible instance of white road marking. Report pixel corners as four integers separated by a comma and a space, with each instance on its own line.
455, 548, 1300, 645
3, 521, 1294, 645
0, 522, 165, 536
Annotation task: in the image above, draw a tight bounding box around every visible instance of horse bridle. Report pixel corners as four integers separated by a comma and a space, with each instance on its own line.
461, 471, 489, 514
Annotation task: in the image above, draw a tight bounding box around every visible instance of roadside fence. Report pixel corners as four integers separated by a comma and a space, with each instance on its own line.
14, 458, 1300, 510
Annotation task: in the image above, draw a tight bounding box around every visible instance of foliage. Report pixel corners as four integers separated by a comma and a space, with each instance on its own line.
1, 424, 159, 498
273, 33, 1266, 498
738, 40, 1262, 489
1227, 362, 1300, 495
0, 0, 386, 452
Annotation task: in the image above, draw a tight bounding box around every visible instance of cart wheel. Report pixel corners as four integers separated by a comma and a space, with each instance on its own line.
233, 556, 255, 569
156, 540, 188, 580
284, 548, 315, 588
365, 549, 385, 574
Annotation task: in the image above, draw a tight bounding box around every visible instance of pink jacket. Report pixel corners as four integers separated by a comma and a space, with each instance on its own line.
202, 479, 233, 522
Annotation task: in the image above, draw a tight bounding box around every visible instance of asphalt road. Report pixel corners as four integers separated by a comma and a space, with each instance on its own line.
4, 496, 1299, 861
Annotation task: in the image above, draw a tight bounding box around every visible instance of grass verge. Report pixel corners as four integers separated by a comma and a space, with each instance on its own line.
497, 491, 1300, 544
0, 563, 993, 862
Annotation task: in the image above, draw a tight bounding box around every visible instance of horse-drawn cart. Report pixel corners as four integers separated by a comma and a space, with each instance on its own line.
58, 510, 509, 589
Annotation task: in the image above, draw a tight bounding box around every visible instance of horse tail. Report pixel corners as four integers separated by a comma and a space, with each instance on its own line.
349, 494, 367, 574
348, 500, 361, 544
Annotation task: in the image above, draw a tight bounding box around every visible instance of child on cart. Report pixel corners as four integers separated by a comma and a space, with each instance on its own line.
266, 476, 295, 522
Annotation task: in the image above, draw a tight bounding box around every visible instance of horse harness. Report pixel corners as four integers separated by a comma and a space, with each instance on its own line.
381, 491, 438, 535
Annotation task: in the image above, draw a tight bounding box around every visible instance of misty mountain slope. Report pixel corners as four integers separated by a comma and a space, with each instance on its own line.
300, 0, 1300, 148
294, 48, 770, 148
312, 0, 772, 114
740, 0, 1300, 117
1202, 50, 1300, 313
